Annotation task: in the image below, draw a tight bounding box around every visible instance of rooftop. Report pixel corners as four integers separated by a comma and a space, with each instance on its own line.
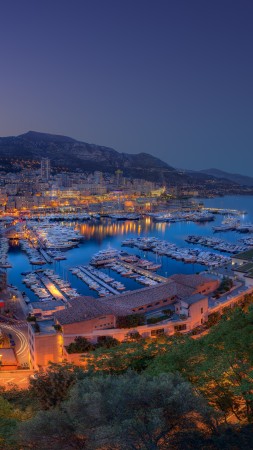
30, 300, 65, 311
183, 293, 207, 305
170, 273, 216, 288
55, 274, 215, 326
234, 249, 253, 261
32, 319, 56, 334
55, 296, 120, 325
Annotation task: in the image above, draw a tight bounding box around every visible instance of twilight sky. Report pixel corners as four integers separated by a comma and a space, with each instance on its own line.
0, 0, 252, 175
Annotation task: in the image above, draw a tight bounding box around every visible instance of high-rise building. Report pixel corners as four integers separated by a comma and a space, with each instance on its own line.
94, 171, 104, 185
61, 172, 72, 188
41, 158, 51, 181
115, 169, 123, 187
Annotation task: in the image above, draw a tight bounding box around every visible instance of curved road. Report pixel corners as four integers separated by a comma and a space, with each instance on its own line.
0, 322, 29, 366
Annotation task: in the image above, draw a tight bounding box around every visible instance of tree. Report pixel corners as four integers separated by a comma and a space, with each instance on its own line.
125, 330, 142, 341
116, 314, 145, 328
29, 362, 86, 410
88, 337, 170, 374
0, 396, 18, 449
97, 336, 119, 349
148, 306, 253, 423
0, 393, 32, 450
66, 336, 95, 353
20, 371, 216, 450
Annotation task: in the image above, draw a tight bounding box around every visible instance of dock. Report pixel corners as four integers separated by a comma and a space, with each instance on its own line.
39, 248, 52, 263
79, 266, 120, 295
119, 261, 167, 283
38, 275, 67, 302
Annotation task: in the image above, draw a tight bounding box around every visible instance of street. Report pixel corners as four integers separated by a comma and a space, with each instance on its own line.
0, 370, 33, 389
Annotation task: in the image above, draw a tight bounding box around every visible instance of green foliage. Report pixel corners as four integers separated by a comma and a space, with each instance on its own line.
19, 371, 215, 450
66, 336, 96, 353
0, 396, 18, 449
27, 315, 36, 322
206, 311, 220, 328
0, 389, 35, 450
87, 336, 171, 374
148, 306, 253, 423
96, 335, 119, 349
162, 309, 173, 317
66, 336, 119, 354
147, 315, 168, 324
2, 304, 253, 448
239, 293, 253, 311
125, 330, 142, 341
214, 276, 233, 297
116, 313, 145, 328
33, 322, 40, 332
29, 362, 86, 410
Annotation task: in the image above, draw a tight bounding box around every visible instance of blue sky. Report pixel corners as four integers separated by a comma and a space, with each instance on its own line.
0, 0, 252, 175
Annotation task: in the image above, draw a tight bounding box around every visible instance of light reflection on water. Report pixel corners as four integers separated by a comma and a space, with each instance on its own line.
7, 195, 253, 302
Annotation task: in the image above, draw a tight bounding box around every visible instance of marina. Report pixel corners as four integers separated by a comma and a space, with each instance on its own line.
0, 236, 12, 268
22, 269, 80, 302
121, 236, 231, 267
3, 195, 253, 305
185, 235, 249, 253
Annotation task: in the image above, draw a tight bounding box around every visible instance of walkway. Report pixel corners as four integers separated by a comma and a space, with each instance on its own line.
120, 261, 167, 283
79, 266, 119, 294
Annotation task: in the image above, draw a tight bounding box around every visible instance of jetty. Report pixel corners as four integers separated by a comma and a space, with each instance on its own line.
79, 266, 120, 295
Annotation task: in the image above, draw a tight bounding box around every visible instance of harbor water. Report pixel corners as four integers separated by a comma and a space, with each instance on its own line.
6, 195, 253, 302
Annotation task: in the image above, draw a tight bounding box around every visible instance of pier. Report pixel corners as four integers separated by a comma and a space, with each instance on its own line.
79, 266, 120, 295
39, 248, 52, 263
119, 262, 167, 283
203, 207, 246, 215
38, 275, 67, 302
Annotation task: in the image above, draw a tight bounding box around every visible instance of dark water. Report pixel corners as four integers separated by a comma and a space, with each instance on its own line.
7, 195, 253, 301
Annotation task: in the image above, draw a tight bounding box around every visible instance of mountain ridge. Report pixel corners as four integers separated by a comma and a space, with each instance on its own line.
0, 131, 249, 187
0, 131, 184, 184
201, 168, 253, 187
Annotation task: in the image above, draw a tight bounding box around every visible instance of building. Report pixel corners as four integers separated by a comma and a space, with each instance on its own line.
29, 300, 65, 319
27, 274, 219, 368
0, 348, 18, 371
115, 170, 123, 187
40, 158, 51, 181
28, 319, 63, 368
232, 249, 253, 287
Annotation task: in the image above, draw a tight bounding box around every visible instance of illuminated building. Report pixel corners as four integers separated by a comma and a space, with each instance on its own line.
28, 274, 219, 368
115, 170, 123, 187
41, 158, 51, 181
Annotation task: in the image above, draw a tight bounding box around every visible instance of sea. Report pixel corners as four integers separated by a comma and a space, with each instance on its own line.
7, 195, 253, 302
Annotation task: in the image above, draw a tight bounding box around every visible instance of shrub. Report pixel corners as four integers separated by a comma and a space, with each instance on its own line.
66, 337, 95, 354
116, 314, 145, 329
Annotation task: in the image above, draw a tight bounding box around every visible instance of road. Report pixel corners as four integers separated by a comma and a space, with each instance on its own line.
0, 370, 33, 389
0, 321, 29, 366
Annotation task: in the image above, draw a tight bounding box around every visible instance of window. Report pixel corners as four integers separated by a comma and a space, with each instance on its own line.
174, 324, 187, 332
151, 328, 165, 336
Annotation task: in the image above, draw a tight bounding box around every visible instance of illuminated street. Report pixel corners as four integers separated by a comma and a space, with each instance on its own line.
0, 370, 33, 389
0, 322, 29, 366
